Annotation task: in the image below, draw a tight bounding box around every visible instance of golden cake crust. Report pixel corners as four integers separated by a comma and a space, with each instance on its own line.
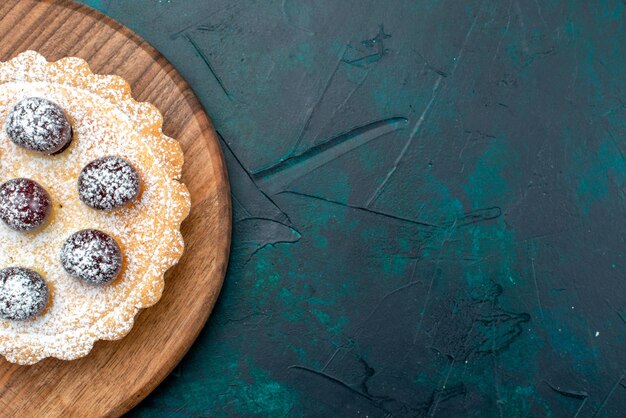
0, 51, 191, 364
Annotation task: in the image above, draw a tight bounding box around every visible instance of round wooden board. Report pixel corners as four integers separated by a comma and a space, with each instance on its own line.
0, 1, 231, 417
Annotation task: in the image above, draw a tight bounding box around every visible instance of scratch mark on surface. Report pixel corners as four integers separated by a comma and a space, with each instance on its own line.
513, 225, 586, 243
365, 76, 442, 208
232, 193, 252, 218
573, 398, 589, 418
490, 0, 513, 71
593, 373, 625, 417
355, 357, 377, 400
605, 299, 626, 325
343, 52, 385, 67
458, 129, 498, 160
255, 117, 408, 195
377, 280, 423, 307
289, 365, 376, 402
534, 0, 548, 27
544, 380, 589, 400
224, 310, 272, 324
243, 239, 294, 266
289, 44, 349, 155
453, 290, 497, 365
334, 262, 423, 373
429, 359, 457, 417
281, 405, 297, 418
315, 69, 371, 142
356, 280, 423, 338
184, 32, 231, 99
237, 217, 301, 266
464, 129, 497, 140
414, 49, 448, 77
219, 134, 292, 224
412, 249, 447, 342
343, 25, 392, 67
488, 291, 505, 418
170, 4, 235, 38
365, 1, 484, 207
280, 191, 438, 228
321, 347, 342, 371
458, 132, 473, 161
196, 24, 221, 32
279, 0, 291, 26
337, 69, 371, 111
529, 242, 544, 318
567, 21, 579, 100
606, 127, 626, 164
424, 384, 466, 417
262, 61, 277, 84
272, 2, 315, 36
445, 207, 502, 228
514, 0, 526, 33
427, 284, 530, 364
290, 363, 418, 414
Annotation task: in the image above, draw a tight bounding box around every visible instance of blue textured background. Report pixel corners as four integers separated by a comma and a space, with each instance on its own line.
80, 1, 625, 416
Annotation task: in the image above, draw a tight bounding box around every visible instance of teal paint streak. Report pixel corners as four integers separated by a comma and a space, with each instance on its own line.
449, 137, 550, 416
294, 42, 314, 71
371, 72, 422, 117
198, 358, 298, 416
463, 138, 515, 208
133, 338, 301, 416
416, 172, 464, 225
311, 308, 347, 335
459, 140, 518, 290
569, 135, 626, 214
598, 0, 624, 20
542, 310, 602, 366
249, 209, 355, 341
82, 0, 107, 12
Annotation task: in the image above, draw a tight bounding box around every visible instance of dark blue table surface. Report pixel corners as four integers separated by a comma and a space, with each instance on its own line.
80, 1, 626, 416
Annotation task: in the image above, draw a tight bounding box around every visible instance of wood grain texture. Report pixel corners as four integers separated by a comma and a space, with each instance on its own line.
0, 0, 231, 416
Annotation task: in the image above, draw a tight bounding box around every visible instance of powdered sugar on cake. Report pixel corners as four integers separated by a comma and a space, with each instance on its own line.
5, 96, 72, 154
0, 267, 49, 321
61, 229, 123, 284
78, 156, 140, 211
0, 177, 52, 231
0, 51, 190, 364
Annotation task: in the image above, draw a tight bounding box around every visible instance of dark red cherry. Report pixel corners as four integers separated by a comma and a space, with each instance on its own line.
0, 267, 49, 320
5, 97, 72, 154
60, 229, 123, 285
78, 156, 140, 211
0, 178, 51, 232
